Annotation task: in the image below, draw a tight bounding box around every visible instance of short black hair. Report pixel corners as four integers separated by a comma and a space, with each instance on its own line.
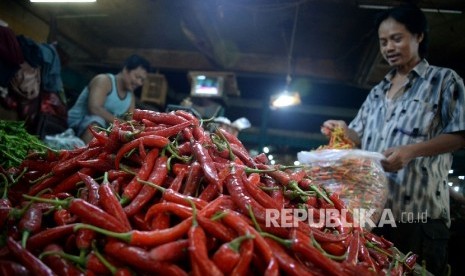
123, 54, 151, 72
374, 4, 429, 59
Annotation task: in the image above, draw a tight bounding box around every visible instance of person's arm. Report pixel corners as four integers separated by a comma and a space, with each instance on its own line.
382, 132, 465, 172
127, 92, 136, 115
87, 74, 117, 124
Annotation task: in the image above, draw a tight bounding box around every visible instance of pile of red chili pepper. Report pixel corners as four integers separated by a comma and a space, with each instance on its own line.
0, 109, 419, 276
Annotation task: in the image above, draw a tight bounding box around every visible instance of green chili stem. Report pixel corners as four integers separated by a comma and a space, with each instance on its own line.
29, 172, 54, 184
213, 129, 235, 161
39, 250, 86, 266
259, 232, 292, 248
247, 204, 262, 233
259, 186, 281, 191
365, 241, 393, 258
186, 198, 198, 227
92, 240, 117, 275
22, 194, 70, 208
210, 211, 227, 221
309, 185, 334, 206
73, 223, 131, 243
137, 178, 165, 192
228, 234, 255, 252
311, 233, 347, 261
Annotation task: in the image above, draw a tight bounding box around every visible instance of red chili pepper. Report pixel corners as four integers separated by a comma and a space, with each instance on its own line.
78, 171, 100, 205
177, 141, 192, 156
367, 247, 389, 269
230, 143, 256, 168
150, 169, 188, 230
0, 180, 12, 229
242, 172, 280, 209
51, 146, 102, 176
26, 224, 77, 252
228, 238, 254, 276
18, 203, 43, 248
320, 241, 347, 257
98, 172, 132, 231
132, 109, 188, 125
261, 175, 285, 209
41, 244, 84, 276
221, 209, 280, 276
117, 128, 138, 143
256, 163, 291, 186
77, 152, 114, 172
298, 178, 312, 190
265, 238, 314, 276
290, 169, 307, 183
40, 247, 111, 275
344, 230, 360, 266
88, 126, 109, 146
75, 227, 96, 252
0, 260, 29, 276
20, 159, 57, 172
52, 167, 95, 194
358, 236, 377, 272
190, 140, 221, 193
6, 236, 55, 276
171, 163, 188, 176
149, 239, 189, 262
137, 120, 192, 138
224, 169, 268, 223
104, 120, 122, 153
187, 198, 224, 276
181, 161, 202, 196
289, 229, 346, 276
140, 179, 208, 210
120, 148, 159, 205
104, 240, 188, 276
74, 195, 229, 247
123, 155, 168, 217
363, 230, 393, 249
23, 195, 126, 233
130, 212, 151, 231
198, 182, 221, 202
174, 109, 200, 125
115, 135, 169, 169
53, 208, 76, 226
168, 166, 187, 192
403, 252, 418, 271
28, 173, 65, 196
215, 127, 246, 150
212, 234, 253, 274
107, 170, 133, 182
182, 127, 194, 141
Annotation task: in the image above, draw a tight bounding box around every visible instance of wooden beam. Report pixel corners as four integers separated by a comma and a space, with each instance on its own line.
103, 48, 351, 82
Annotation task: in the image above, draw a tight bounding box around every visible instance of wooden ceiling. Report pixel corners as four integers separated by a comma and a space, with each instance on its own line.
2, 0, 465, 168
7, 0, 465, 88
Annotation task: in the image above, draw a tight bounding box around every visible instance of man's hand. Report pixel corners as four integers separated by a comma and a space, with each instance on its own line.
321, 120, 348, 137
381, 145, 415, 172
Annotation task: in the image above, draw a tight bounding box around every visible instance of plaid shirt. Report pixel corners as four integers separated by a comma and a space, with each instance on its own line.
349, 59, 465, 227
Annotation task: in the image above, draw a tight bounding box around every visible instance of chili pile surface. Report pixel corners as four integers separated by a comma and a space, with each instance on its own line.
0, 109, 418, 275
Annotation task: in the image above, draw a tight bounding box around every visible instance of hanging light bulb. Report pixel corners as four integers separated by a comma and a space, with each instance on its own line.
270, 5, 301, 109
271, 91, 301, 108
271, 74, 301, 108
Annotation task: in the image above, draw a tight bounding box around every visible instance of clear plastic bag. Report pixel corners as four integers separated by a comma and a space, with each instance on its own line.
297, 149, 388, 230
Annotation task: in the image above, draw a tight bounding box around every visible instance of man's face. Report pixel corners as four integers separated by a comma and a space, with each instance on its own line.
378, 18, 422, 68
124, 66, 147, 91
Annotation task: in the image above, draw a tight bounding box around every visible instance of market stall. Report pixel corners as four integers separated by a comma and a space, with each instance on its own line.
0, 109, 426, 275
